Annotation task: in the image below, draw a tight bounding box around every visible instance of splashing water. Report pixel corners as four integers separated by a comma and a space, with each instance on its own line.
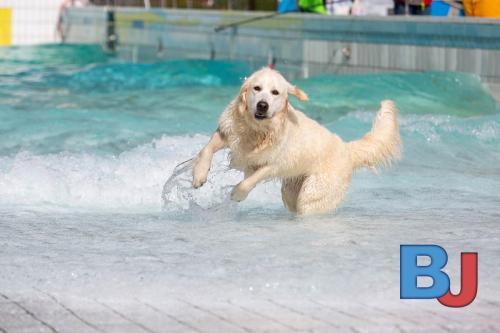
161, 153, 239, 218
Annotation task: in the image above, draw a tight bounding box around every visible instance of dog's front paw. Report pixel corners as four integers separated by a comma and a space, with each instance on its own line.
231, 183, 249, 202
192, 163, 208, 189
192, 173, 207, 189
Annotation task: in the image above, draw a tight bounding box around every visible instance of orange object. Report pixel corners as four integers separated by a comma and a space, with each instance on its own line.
463, 0, 500, 18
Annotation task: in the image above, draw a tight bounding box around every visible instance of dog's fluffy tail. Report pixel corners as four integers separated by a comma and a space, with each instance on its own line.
348, 100, 401, 170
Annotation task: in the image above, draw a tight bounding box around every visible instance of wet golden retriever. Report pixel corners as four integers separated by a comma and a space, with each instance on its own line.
192, 68, 401, 215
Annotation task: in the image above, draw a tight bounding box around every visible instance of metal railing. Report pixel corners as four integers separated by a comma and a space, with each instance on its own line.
89, 0, 278, 11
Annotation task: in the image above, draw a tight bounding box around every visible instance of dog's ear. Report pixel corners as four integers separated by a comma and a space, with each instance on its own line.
288, 84, 308, 102
236, 78, 250, 115
239, 78, 250, 103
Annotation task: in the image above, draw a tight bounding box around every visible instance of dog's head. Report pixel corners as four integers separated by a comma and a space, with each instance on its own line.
239, 68, 308, 122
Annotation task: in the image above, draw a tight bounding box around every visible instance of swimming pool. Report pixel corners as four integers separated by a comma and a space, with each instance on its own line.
0, 44, 499, 331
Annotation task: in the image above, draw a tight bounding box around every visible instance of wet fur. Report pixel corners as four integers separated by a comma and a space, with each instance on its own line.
192, 68, 401, 216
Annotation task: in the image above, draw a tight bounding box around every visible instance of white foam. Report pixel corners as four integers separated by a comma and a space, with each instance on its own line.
0, 135, 282, 212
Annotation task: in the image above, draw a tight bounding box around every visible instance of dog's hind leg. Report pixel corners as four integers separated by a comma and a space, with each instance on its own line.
295, 171, 351, 216
281, 176, 306, 213
192, 130, 227, 188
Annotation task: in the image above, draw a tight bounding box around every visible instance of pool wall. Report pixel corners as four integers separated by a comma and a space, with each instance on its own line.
62, 7, 500, 96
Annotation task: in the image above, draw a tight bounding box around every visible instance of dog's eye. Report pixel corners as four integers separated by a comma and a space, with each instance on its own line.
271, 89, 279, 95
253, 86, 261, 92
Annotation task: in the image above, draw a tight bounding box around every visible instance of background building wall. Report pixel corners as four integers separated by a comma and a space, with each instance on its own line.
0, 0, 63, 45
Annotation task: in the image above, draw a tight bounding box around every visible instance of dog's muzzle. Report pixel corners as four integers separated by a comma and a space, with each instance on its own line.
255, 101, 269, 120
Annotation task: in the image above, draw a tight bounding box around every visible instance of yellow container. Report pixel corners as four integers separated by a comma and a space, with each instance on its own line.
0, 8, 12, 46
463, 0, 500, 18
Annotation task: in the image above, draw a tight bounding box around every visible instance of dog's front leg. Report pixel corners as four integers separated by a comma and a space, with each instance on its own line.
192, 130, 227, 188
231, 165, 272, 202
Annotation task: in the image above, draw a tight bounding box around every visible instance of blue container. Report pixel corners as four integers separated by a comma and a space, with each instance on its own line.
431, 1, 464, 16
278, 0, 299, 13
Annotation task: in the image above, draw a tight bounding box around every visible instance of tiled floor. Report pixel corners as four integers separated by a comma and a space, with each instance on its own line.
1, 289, 499, 332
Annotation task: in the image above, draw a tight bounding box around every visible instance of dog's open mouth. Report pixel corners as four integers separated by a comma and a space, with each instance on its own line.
254, 113, 267, 120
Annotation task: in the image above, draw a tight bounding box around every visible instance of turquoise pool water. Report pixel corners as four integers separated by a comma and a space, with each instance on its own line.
0, 45, 499, 318
0, 44, 498, 213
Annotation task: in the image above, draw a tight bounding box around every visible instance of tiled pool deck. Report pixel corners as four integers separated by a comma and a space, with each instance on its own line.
1, 289, 499, 332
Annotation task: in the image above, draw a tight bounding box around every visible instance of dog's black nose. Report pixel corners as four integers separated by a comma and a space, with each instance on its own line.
256, 101, 269, 113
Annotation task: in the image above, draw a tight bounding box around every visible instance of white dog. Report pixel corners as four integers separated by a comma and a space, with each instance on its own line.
192, 68, 401, 215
